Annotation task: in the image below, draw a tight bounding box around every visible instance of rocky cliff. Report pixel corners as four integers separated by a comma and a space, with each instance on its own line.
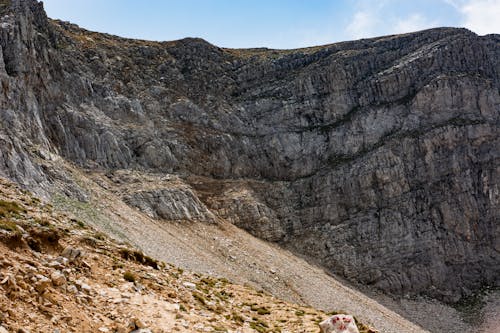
0, 0, 498, 307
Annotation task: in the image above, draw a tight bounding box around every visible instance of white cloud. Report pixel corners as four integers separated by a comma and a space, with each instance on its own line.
345, 6, 437, 40
346, 11, 381, 39
461, 0, 500, 35
395, 13, 437, 34
442, 0, 500, 35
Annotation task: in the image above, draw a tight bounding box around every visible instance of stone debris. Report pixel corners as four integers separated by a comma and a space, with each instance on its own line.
0, 178, 377, 333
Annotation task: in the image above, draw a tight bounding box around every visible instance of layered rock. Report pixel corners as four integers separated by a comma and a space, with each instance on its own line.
0, 0, 498, 303
124, 187, 216, 223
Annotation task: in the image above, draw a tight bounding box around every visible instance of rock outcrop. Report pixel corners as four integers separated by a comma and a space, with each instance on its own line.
0, 0, 498, 304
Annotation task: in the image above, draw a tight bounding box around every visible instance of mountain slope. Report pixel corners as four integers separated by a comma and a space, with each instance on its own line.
0, 0, 498, 332
0, 176, 385, 333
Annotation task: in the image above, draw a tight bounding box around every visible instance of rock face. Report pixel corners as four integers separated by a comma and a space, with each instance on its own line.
0, 0, 498, 303
124, 187, 216, 223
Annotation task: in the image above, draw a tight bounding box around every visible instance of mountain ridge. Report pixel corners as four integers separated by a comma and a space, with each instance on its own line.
0, 1, 498, 332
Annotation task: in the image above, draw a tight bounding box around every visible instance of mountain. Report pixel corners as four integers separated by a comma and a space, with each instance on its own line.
0, 0, 498, 332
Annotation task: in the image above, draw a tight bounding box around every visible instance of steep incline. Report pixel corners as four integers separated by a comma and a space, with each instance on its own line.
0, 0, 498, 323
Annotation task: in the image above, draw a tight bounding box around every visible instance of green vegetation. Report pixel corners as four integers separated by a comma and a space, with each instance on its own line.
192, 291, 207, 306
230, 312, 245, 324
0, 199, 26, 218
0, 218, 17, 231
250, 318, 269, 333
123, 271, 136, 282
294, 310, 305, 316
119, 248, 160, 269
251, 305, 271, 315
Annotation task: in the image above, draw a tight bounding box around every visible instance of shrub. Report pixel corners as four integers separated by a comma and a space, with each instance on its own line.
123, 271, 136, 282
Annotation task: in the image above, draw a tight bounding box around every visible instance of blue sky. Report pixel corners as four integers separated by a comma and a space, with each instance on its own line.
42, 0, 500, 49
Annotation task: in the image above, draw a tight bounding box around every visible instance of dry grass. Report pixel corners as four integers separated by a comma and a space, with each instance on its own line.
0, 199, 26, 218
0, 218, 17, 231
123, 270, 136, 282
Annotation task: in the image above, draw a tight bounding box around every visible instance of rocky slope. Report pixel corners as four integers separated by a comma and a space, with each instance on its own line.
0, 0, 498, 331
0, 176, 383, 333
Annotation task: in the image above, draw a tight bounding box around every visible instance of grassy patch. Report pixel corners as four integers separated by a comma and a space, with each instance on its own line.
295, 310, 305, 316
192, 291, 207, 306
119, 248, 160, 269
123, 271, 136, 282
250, 318, 269, 333
0, 200, 26, 218
0, 219, 17, 231
251, 305, 271, 315
231, 312, 245, 324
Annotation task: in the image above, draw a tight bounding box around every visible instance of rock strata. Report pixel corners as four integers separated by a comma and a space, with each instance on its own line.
0, 0, 498, 305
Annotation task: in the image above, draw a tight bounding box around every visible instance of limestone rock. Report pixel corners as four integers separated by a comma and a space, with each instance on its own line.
124, 187, 216, 223
34, 276, 50, 293
50, 271, 66, 287
61, 247, 82, 262
0, 0, 497, 305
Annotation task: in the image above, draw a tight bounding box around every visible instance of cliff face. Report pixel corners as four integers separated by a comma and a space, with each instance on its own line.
0, 0, 498, 303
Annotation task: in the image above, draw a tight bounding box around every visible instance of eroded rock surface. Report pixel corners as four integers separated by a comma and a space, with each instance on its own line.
0, 0, 498, 304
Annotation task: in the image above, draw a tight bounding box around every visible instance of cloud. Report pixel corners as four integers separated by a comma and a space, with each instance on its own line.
461, 0, 500, 35
395, 13, 437, 34
344, 3, 437, 40
346, 11, 381, 39
442, 0, 500, 35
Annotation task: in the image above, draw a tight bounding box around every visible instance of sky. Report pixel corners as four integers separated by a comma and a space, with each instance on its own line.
42, 0, 500, 49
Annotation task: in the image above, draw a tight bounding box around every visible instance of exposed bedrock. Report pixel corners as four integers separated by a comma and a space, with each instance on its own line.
0, 0, 498, 302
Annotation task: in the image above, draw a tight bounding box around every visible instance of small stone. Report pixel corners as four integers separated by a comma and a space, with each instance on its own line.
182, 282, 196, 289
193, 323, 204, 330
48, 261, 64, 269
34, 276, 51, 293
67, 285, 78, 293
61, 246, 82, 261
98, 327, 109, 332
75, 279, 91, 293
51, 271, 66, 286
81, 260, 92, 269
134, 318, 147, 329
0, 326, 8, 333
56, 256, 69, 266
